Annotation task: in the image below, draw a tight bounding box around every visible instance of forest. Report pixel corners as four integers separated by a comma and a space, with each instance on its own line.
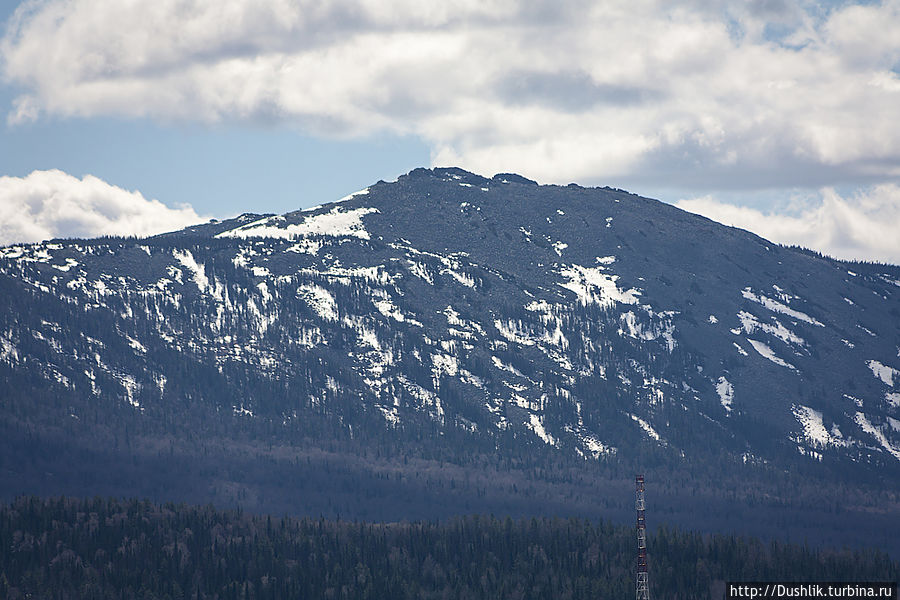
2, 496, 896, 600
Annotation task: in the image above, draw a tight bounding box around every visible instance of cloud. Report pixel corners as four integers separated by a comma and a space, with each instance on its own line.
676, 184, 900, 264
0, 170, 206, 245
3, 0, 900, 190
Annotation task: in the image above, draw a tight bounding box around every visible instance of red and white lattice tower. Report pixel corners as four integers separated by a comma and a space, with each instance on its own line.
636, 474, 650, 600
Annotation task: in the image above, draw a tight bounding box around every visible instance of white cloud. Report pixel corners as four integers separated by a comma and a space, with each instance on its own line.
676, 184, 900, 264
0, 170, 206, 245
3, 0, 900, 189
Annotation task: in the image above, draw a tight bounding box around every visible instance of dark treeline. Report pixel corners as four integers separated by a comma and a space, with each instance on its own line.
2, 497, 896, 600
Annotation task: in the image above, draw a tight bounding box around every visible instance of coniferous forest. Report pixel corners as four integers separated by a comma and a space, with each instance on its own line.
1, 496, 896, 600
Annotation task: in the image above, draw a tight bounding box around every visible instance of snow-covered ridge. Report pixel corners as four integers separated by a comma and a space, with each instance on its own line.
217, 206, 378, 240
337, 188, 370, 203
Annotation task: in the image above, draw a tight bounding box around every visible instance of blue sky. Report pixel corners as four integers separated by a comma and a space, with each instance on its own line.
0, 0, 428, 219
0, 105, 429, 216
2, 0, 900, 263
0, 1, 428, 224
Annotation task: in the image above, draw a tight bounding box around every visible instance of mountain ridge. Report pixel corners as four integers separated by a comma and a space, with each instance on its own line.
2, 166, 899, 553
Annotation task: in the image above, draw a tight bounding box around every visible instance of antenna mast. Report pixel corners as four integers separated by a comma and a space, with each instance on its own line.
636, 474, 650, 600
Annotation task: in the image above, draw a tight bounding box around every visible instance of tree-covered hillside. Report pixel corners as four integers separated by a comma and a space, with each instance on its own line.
1, 497, 896, 600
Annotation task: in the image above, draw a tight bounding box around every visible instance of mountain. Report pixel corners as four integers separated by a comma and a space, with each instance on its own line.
2, 167, 899, 553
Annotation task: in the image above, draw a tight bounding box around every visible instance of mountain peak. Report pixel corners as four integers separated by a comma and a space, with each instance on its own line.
401, 166, 537, 188
491, 172, 538, 185
2, 167, 900, 553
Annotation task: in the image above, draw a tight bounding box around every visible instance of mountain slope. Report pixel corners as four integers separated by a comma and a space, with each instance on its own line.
2, 167, 899, 550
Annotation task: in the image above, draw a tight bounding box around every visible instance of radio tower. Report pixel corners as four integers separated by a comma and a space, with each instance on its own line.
636, 474, 650, 600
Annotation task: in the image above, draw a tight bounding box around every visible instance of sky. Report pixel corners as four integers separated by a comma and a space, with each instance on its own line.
1, 0, 899, 264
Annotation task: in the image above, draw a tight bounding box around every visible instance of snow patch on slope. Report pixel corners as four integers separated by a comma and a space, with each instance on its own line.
886, 392, 900, 408
298, 284, 338, 321
792, 405, 840, 448
619, 310, 676, 352
126, 335, 147, 354
173, 249, 212, 296
558, 264, 640, 308
494, 319, 537, 347
737, 311, 805, 346
630, 414, 661, 442
491, 356, 528, 380
527, 413, 556, 446
716, 376, 733, 413
375, 299, 421, 326
855, 412, 900, 461
742, 288, 823, 326
747, 339, 796, 370
310, 265, 395, 286
580, 433, 615, 458
867, 360, 899, 387
1, 334, 19, 364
